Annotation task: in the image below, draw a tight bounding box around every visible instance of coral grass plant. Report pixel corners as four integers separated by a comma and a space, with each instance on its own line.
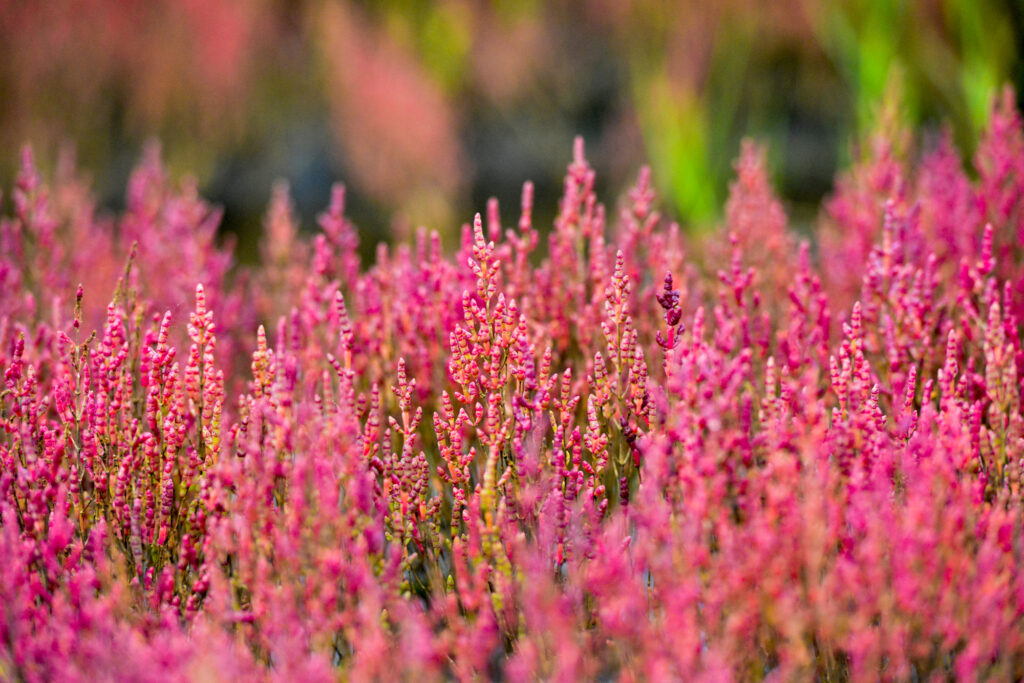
2, 88, 1024, 681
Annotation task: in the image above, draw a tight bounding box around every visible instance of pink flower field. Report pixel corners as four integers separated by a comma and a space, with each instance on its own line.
2, 88, 1024, 682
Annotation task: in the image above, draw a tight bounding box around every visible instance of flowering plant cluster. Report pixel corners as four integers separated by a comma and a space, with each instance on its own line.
2, 89, 1024, 682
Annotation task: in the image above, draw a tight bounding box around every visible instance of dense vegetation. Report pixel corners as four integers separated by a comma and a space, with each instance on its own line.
2, 89, 1024, 681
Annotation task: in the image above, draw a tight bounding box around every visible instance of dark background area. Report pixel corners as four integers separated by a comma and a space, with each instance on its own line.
1, 0, 1022, 261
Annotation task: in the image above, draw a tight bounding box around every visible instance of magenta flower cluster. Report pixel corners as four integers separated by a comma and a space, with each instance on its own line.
2, 89, 1024, 682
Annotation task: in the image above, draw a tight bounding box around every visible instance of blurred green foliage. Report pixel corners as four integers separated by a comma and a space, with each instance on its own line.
0, 0, 1020, 247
